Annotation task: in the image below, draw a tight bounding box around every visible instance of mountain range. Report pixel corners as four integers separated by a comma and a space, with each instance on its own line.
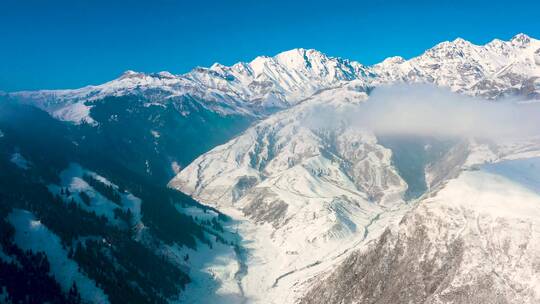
1, 33, 540, 304
10, 33, 540, 124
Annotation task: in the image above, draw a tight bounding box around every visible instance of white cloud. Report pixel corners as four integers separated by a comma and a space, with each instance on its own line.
304, 84, 540, 141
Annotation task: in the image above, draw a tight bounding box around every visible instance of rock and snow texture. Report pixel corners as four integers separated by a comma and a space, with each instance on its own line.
169, 85, 403, 211
299, 157, 540, 304
7, 209, 109, 303
9, 49, 371, 124
169, 87, 412, 302
170, 101, 540, 303
372, 34, 540, 99
10, 34, 540, 124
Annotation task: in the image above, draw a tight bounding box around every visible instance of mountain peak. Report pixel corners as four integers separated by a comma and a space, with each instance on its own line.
380, 56, 405, 65
276, 48, 322, 57
424, 39, 472, 58
246, 48, 330, 76
119, 70, 145, 79
274, 48, 327, 65
156, 71, 176, 79
452, 37, 469, 44
510, 33, 531, 46
210, 62, 226, 70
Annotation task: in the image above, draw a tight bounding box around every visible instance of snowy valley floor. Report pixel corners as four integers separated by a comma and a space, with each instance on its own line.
179, 203, 411, 304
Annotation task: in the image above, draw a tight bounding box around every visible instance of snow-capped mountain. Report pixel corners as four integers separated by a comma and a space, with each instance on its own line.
170, 93, 540, 303
372, 33, 540, 99
4, 33, 540, 304
300, 157, 540, 304
168, 83, 499, 302
166, 34, 540, 303
9, 71, 250, 125
9, 48, 372, 124
169, 85, 411, 302
187, 48, 372, 108
9, 33, 540, 125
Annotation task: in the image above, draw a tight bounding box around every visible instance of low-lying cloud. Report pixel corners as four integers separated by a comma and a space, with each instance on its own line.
305, 84, 540, 141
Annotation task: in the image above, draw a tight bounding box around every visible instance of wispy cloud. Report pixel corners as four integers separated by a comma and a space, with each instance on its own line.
304, 84, 540, 141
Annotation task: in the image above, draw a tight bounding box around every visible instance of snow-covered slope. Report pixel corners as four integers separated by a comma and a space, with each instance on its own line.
169, 90, 540, 303
169, 83, 401, 207
0, 109, 240, 303
9, 71, 249, 124
10, 34, 540, 124
8, 209, 110, 303
169, 84, 414, 302
300, 157, 540, 304
47, 163, 142, 228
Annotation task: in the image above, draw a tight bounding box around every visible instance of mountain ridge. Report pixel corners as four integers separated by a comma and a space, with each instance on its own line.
9, 33, 540, 124
165, 33, 540, 303
3, 33, 540, 304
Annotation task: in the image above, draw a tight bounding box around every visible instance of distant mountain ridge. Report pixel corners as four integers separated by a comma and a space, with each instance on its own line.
9, 33, 540, 124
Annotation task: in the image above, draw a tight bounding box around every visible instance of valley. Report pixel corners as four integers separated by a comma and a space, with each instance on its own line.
1, 33, 540, 303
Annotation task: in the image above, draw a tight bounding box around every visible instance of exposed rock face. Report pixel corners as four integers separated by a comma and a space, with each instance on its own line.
300, 161, 540, 304
241, 191, 289, 228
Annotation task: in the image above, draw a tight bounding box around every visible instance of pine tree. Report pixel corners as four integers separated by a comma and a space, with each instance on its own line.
67, 282, 82, 304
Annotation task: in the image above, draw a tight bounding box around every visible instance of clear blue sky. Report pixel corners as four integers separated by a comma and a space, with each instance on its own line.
1, 0, 539, 92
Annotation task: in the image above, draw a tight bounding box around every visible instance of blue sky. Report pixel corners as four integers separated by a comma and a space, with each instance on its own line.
1, 0, 539, 92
